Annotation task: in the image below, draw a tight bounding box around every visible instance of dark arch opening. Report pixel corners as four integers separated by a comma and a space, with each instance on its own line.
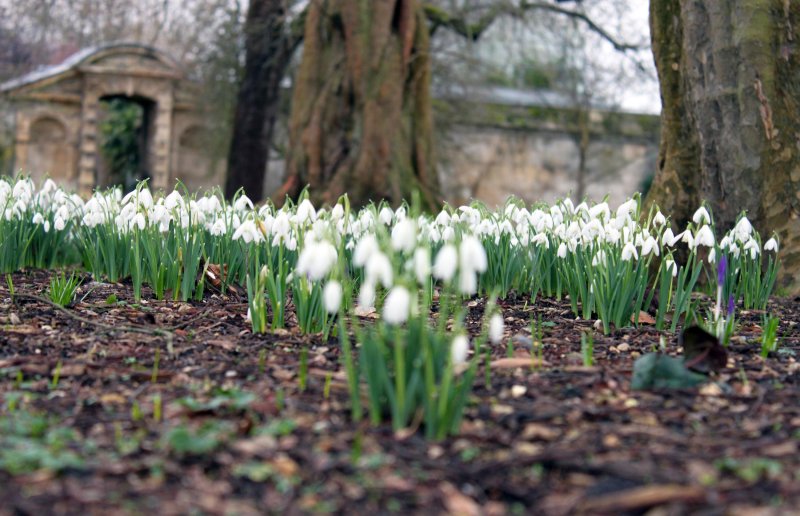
97, 94, 156, 191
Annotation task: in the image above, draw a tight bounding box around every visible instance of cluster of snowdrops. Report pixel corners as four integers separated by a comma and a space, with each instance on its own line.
0, 176, 780, 438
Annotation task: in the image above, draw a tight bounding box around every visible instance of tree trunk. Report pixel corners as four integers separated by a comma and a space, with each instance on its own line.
224, 0, 292, 201
646, 0, 800, 293
277, 0, 438, 209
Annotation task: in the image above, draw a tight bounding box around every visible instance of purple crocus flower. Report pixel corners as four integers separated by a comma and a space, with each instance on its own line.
727, 294, 735, 317
718, 254, 728, 285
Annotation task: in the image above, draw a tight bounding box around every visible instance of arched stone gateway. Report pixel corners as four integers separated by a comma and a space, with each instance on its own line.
1, 43, 223, 196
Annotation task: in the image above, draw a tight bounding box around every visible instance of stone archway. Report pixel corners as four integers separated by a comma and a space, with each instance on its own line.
1, 43, 223, 196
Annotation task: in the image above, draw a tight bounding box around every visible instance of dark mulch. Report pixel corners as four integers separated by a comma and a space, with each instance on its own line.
1, 269, 799, 515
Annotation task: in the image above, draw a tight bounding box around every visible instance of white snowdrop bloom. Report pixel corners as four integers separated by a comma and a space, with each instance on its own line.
383, 286, 411, 325
378, 206, 393, 225
641, 236, 659, 257
489, 313, 504, 344
652, 211, 666, 227
708, 248, 716, 264
661, 228, 676, 247
54, 215, 66, 231
692, 206, 711, 225
433, 244, 458, 282
131, 212, 146, 231
665, 258, 678, 277
459, 235, 487, 273
365, 251, 393, 288
719, 235, 732, 249
353, 234, 379, 267
621, 241, 639, 261
743, 238, 760, 258
616, 198, 638, 220
451, 334, 470, 365
323, 280, 343, 314
441, 226, 455, 243
592, 249, 607, 267
271, 211, 291, 238
391, 218, 417, 253
232, 219, 262, 243
733, 216, 753, 242
589, 202, 610, 221
42, 178, 57, 194
296, 198, 317, 223
532, 233, 550, 248
358, 282, 375, 309
43, 220, 50, 233
561, 197, 575, 215
434, 210, 451, 226
458, 268, 478, 295
764, 237, 779, 252
164, 190, 184, 211
694, 225, 715, 248
32, 212, 45, 225
296, 239, 338, 281
413, 247, 431, 284
233, 195, 254, 212
681, 230, 695, 249
330, 203, 344, 220
210, 218, 227, 236
395, 206, 407, 221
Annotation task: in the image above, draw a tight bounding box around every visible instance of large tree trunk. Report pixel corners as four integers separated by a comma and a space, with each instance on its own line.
646, 0, 800, 292
224, 0, 293, 201
276, 0, 438, 209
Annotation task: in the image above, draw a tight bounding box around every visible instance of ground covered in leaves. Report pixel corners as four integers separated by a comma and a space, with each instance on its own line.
1, 269, 799, 515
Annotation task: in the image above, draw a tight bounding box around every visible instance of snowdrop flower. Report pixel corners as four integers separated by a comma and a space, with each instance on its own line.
708, 248, 716, 264
365, 251, 393, 288
488, 313, 504, 344
43, 220, 50, 233
681, 230, 694, 249
764, 237, 779, 252
164, 190, 184, 211
589, 202, 610, 221
531, 233, 550, 248
358, 282, 375, 309
233, 195, 253, 212
665, 258, 678, 277
330, 203, 344, 220
459, 235, 487, 274
616, 198, 638, 220
694, 225, 715, 248
592, 249, 607, 267
733, 216, 753, 242
641, 236, 659, 257
743, 238, 760, 259
621, 241, 638, 261
413, 247, 431, 285
652, 211, 666, 227
54, 215, 66, 231
662, 228, 675, 247
692, 206, 711, 225
210, 218, 226, 236
296, 239, 338, 281
557, 242, 568, 259
391, 219, 416, 253
295, 199, 317, 223
434, 210, 451, 226
323, 280, 342, 314
32, 212, 45, 225
451, 334, 470, 365
433, 244, 458, 282
441, 226, 455, 243
382, 286, 411, 325
232, 219, 262, 243
378, 206, 393, 225
353, 234, 379, 267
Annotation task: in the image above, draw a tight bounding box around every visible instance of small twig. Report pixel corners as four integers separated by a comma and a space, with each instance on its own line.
12, 293, 174, 340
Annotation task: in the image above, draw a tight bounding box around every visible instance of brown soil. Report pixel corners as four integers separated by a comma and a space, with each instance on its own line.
1, 269, 798, 515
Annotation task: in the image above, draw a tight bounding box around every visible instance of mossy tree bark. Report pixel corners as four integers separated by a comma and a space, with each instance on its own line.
276, 0, 437, 209
646, 0, 800, 293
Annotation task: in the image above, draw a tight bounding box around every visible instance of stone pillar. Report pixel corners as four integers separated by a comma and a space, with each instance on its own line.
77, 86, 100, 198
151, 91, 173, 191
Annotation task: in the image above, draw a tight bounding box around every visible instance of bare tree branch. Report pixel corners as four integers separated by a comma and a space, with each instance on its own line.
423, 1, 645, 53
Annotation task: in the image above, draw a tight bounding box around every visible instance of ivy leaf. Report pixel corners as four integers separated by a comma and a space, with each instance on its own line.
680, 325, 727, 373
631, 352, 707, 390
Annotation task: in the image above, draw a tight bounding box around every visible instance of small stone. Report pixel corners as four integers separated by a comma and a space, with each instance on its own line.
9, 313, 20, 325
617, 343, 630, 352
510, 385, 527, 398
